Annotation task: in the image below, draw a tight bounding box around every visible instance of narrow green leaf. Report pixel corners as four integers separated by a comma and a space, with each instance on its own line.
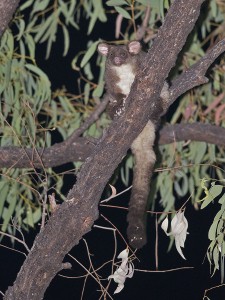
2, 193, 17, 232
0, 183, 9, 217
25, 64, 51, 85
25, 34, 35, 59
68, 0, 77, 18
62, 25, 70, 56
88, 1, 99, 34
19, 40, 26, 61
164, 0, 170, 9
87, 123, 97, 137
31, 0, 51, 16
84, 83, 90, 105
201, 185, 223, 209
210, 1, 218, 18
174, 172, 188, 197
208, 218, 219, 240
24, 205, 34, 227
115, 6, 131, 19
135, 0, 151, 5
19, 0, 34, 11
93, 83, 104, 98
213, 247, 219, 271
32, 207, 42, 224
106, 0, 128, 6
195, 142, 207, 164
40, 17, 57, 44
80, 41, 99, 68
17, 19, 26, 41
34, 17, 53, 43
218, 193, 225, 204
84, 62, 94, 80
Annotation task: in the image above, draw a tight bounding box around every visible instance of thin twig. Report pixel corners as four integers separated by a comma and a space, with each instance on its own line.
203, 283, 225, 299
67, 253, 113, 300
0, 291, 4, 297
83, 239, 104, 296
136, 6, 151, 40
100, 185, 132, 203
80, 265, 91, 300
0, 243, 27, 258
69, 95, 110, 141
135, 266, 194, 273
100, 214, 138, 261
0, 231, 30, 253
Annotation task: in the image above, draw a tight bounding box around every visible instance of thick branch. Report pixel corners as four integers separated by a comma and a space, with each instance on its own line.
1, 122, 225, 169
0, 0, 19, 37
0, 138, 93, 168
158, 123, 225, 147
168, 38, 225, 109
3, 0, 211, 299
0, 96, 109, 169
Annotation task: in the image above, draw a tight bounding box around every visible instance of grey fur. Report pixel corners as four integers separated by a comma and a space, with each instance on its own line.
98, 41, 169, 248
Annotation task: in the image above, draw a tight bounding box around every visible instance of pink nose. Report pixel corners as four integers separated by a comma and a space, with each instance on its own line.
114, 57, 121, 65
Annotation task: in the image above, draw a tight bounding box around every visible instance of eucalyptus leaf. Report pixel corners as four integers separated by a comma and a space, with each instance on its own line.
19, 0, 34, 11
218, 193, 225, 204
201, 185, 223, 209
194, 142, 207, 164
16, 19, 26, 41
0, 183, 9, 217
34, 16, 53, 43
84, 83, 90, 105
25, 64, 51, 85
80, 41, 99, 68
106, 0, 128, 6
115, 6, 131, 19
174, 172, 188, 197
84, 62, 94, 80
93, 83, 104, 98
2, 192, 17, 232
24, 204, 34, 227
88, 1, 101, 34
31, 0, 51, 16
135, 0, 151, 5
208, 220, 217, 241
210, 0, 218, 18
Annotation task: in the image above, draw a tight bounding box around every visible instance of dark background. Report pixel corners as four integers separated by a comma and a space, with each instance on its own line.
1, 197, 224, 300
1, 3, 225, 300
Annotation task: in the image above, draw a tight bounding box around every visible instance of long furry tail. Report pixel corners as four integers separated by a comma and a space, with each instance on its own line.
127, 121, 156, 249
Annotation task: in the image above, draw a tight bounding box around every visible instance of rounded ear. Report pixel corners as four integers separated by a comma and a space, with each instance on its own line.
97, 43, 110, 56
128, 41, 141, 54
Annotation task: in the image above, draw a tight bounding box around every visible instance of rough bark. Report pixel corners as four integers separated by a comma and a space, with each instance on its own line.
158, 123, 225, 146
4, 0, 206, 299
0, 137, 94, 168
0, 0, 19, 37
1, 122, 225, 169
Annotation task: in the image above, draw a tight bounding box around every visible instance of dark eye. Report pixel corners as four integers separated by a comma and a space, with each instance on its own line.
121, 52, 126, 57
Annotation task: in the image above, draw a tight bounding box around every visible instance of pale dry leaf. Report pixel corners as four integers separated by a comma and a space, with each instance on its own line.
161, 211, 189, 259
108, 248, 134, 294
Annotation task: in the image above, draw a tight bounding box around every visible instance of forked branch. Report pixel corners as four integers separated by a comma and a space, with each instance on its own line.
4, 0, 224, 299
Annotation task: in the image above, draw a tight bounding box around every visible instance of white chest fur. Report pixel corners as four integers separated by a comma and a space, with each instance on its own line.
113, 64, 135, 96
